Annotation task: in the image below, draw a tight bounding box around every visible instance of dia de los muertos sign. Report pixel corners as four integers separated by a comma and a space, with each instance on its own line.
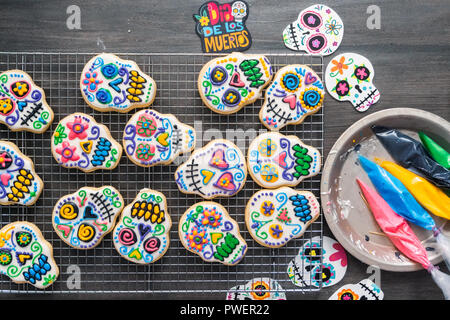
193, 1, 252, 53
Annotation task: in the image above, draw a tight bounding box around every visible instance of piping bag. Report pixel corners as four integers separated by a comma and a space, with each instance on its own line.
371, 125, 450, 189
418, 132, 450, 169
357, 178, 450, 300
358, 155, 450, 270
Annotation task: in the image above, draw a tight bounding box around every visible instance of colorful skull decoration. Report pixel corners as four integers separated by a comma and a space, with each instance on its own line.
175, 139, 247, 199
113, 189, 171, 264
0, 222, 59, 289
246, 187, 320, 248
283, 4, 344, 56
179, 202, 247, 265
260, 64, 324, 131
0, 70, 54, 133
0, 140, 43, 206
247, 132, 321, 188
51, 113, 122, 172
226, 278, 286, 300
231, 1, 248, 22
52, 186, 124, 249
329, 278, 384, 300
325, 53, 380, 112
80, 53, 157, 112
287, 236, 347, 288
198, 52, 273, 114
123, 109, 195, 167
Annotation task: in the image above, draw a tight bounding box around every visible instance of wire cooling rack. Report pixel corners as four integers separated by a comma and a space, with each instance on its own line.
0, 53, 323, 298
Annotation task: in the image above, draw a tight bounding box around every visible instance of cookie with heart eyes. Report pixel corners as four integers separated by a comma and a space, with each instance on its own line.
259, 64, 324, 131
122, 109, 196, 167
0, 140, 43, 206
0, 70, 54, 133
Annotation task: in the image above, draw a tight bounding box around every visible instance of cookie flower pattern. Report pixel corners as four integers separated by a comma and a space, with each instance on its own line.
82, 72, 103, 92
136, 143, 156, 160
55, 141, 80, 163
67, 117, 89, 140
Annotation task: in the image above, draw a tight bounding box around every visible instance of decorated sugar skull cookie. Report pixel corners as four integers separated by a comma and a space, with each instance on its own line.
0, 70, 54, 133
113, 189, 171, 264
198, 52, 273, 114
80, 53, 157, 113
245, 187, 320, 248
283, 4, 344, 56
247, 132, 321, 188
51, 113, 122, 172
179, 202, 247, 265
329, 279, 384, 300
260, 65, 324, 131
0, 222, 59, 289
175, 139, 247, 199
0, 141, 43, 206
287, 236, 347, 288
226, 278, 286, 300
52, 186, 124, 249
325, 53, 380, 112
123, 109, 195, 167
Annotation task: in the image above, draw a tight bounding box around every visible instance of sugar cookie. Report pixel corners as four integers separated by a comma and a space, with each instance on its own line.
175, 139, 247, 199
80, 53, 157, 113
226, 278, 286, 300
51, 113, 122, 172
0, 221, 59, 289
198, 52, 273, 114
123, 109, 195, 167
329, 279, 384, 300
53, 186, 124, 249
0, 140, 43, 206
113, 189, 171, 264
259, 64, 324, 131
247, 132, 321, 188
179, 201, 247, 265
0, 70, 54, 133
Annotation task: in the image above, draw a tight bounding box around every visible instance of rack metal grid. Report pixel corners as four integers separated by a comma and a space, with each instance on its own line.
0, 53, 323, 298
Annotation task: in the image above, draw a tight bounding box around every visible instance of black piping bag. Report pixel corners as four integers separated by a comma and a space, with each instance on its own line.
371, 125, 450, 189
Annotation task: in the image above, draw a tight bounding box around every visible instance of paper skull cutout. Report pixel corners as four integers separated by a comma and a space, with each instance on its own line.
52, 186, 124, 249
329, 278, 384, 300
175, 139, 247, 199
231, 1, 247, 22
0, 222, 59, 289
259, 64, 324, 131
282, 4, 344, 56
0, 140, 43, 206
226, 277, 286, 300
179, 201, 247, 265
51, 113, 122, 172
245, 187, 320, 248
80, 53, 157, 113
325, 53, 380, 112
123, 109, 195, 167
287, 236, 347, 288
113, 189, 172, 264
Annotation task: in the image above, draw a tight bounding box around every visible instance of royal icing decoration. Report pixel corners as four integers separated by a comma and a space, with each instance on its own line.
198, 52, 273, 114
325, 53, 380, 112
80, 53, 156, 113
123, 109, 195, 167
226, 278, 286, 300
0, 70, 54, 133
51, 113, 122, 172
247, 132, 321, 188
194, 1, 252, 53
329, 279, 384, 300
0, 222, 59, 289
179, 202, 247, 265
52, 186, 124, 249
113, 189, 171, 264
260, 64, 324, 131
245, 187, 320, 248
283, 4, 344, 56
175, 139, 247, 199
0, 141, 43, 206
287, 236, 347, 288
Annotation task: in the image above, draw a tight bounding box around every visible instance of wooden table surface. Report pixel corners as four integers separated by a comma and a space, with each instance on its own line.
0, 0, 449, 300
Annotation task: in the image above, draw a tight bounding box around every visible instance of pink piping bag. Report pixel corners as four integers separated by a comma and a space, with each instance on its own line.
357, 178, 450, 299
